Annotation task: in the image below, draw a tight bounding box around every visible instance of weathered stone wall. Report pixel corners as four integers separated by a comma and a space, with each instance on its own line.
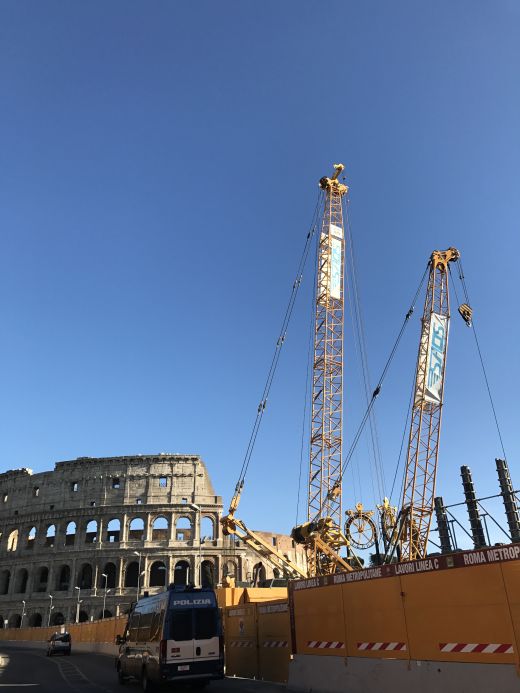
0, 453, 263, 627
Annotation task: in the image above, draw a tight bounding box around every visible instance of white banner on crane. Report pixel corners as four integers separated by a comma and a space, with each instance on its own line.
425, 312, 449, 404
330, 237, 342, 299
330, 223, 343, 239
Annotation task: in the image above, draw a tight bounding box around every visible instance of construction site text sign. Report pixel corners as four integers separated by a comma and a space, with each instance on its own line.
425, 312, 448, 404
289, 543, 520, 594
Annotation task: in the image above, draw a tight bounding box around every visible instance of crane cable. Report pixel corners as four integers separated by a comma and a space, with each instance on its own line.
313, 262, 430, 521
450, 260, 508, 461
231, 191, 324, 498
389, 368, 415, 501
344, 197, 386, 503
295, 258, 317, 526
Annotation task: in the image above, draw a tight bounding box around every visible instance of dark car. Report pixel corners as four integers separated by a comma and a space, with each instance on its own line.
47, 632, 71, 656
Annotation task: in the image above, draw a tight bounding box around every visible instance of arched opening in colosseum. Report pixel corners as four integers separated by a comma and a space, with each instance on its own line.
56, 565, 71, 591
28, 613, 42, 627
129, 518, 144, 541
106, 519, 120, 543
201, 560, 215, 588
222, 561, 237, 581
0, 616, 4, 628
26, 526, 37, 549
99, 608, 113, 619
8, 614, 21, 628
175, 517, 192, 542
124, 561, 139, 588
201, 516, 215, 540
0, 570, 10, 595
7, 529, 18, 552
85, 520, 98, 544
174, 560, 190, 585
78, 610, 89, 623
45, 525, 56, 548
252, 562, 266, 586
78, 563, 93, 589
99, 562, 117, 589
35, 566, 49, 592
150, 561, 167, 587
152, 516, 169, 541
14, 568, 28, 594
65, 521, 76, 546
50, 612, 65, 626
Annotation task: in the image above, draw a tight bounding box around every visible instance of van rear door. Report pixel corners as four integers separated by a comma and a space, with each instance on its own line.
193, 607, 220, 662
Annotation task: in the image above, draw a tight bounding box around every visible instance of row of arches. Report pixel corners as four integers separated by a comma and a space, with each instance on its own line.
3, 515, 217, 552
0, 557, 231, 595
0, 608, 115, 629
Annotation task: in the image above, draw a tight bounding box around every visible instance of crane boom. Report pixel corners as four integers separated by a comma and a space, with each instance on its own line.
399, 247, 459, 560
308, 164, 347, 527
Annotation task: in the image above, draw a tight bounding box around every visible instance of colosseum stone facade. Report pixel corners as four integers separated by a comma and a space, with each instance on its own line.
0, 454, 305, 628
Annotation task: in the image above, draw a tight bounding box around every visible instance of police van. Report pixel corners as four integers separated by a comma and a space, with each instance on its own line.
116, 585, 224, 690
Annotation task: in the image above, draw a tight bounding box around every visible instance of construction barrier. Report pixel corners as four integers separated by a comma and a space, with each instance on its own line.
257, 600, 291, 683
289, 546, 520, 665
221, 587, 291, 683
0, 614, 126, 645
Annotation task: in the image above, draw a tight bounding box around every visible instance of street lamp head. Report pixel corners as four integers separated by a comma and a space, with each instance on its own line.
102, 573, 108, 578
74, 586, 80, 591
133, 551, 140, 556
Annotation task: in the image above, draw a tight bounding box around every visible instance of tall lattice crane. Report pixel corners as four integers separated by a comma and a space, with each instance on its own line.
398, 247, 460, 560
222, 164, 357, 580
291, 164, 359, 576
307, 164, 347, 527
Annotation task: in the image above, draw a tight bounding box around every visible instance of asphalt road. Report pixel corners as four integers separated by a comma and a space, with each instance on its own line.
0, 643, 287, 693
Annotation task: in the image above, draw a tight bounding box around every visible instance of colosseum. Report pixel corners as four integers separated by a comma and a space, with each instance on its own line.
0, 453, 305, 628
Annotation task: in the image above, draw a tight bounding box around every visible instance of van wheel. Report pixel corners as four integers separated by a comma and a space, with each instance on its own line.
141, 668, 155, 692
117, 665, 127, 685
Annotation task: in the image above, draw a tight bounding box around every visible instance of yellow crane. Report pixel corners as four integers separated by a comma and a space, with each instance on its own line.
222, 164, 358, 579
397, 247, 461, 560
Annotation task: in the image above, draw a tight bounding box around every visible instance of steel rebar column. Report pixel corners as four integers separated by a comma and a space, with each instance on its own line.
434, 496, 452, 553
460, 465, 486, 549
496, 458, 520, 543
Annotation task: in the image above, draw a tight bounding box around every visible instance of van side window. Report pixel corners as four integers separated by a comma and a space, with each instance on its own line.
194, 609, 218, 640
150, 610, 163, 642
138, 612, 153, 642
169, 610, 192, 641
128, 612, 140, 641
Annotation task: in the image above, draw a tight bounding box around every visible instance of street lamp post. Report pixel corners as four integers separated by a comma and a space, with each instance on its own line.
47, 594, 53, 627
21, 600, 26, 628
74, 587, 81, 624
133, 551, 142, 602
189, 504, 202, 587
102, 573, 108, 619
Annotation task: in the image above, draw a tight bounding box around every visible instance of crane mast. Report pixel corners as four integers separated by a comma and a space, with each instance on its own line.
308, 164, 347, 528
399, 247, 459, 560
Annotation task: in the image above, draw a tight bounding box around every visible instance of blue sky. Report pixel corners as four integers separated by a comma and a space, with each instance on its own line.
1, 2, 519, 550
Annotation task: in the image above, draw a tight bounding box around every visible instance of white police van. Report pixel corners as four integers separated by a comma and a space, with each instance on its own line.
116, 585, 224, 691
